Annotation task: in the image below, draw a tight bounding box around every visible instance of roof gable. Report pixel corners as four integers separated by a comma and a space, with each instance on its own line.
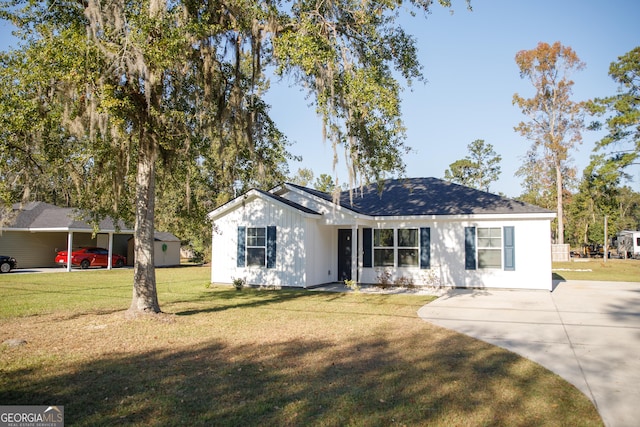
254, 189, 321, 215
208, 188, 322, 220
288, 178, 554, 217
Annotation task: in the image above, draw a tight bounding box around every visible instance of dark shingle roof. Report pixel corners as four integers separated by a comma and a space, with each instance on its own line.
7, 202, 132, 231
289, 178, 553, 216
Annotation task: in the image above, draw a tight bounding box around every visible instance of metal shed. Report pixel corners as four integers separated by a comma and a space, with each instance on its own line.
127, 231, 181, 267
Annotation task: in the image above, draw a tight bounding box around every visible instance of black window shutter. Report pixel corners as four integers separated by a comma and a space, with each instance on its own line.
237, 226, 246, 267
362, 228, 372, 268
420, 227, 431, 269
266, 226, 277, 268
504, 226, 515, 271
465, 227, 476, 270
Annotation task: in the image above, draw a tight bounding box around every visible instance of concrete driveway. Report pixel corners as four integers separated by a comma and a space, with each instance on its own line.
417, 280, 640, 427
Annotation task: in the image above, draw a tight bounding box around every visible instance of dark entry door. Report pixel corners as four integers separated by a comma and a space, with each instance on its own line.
338, 229, 352, 281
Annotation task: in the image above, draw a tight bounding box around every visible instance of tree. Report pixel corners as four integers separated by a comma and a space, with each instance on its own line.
444, 139, 501, 192
588, 47, 640, 174
2, 0, 293, 315
565, 155, 640, 249
314, 174, 336, 193
514, 148, 555, 209
566, 155, 621, 246
513, 41, 586, 244
615, 186, 640, 231
1, 0, 469, 315
290, 168, 315, 187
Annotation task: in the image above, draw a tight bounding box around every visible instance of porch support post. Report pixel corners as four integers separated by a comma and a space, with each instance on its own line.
351, 225, 358, 283
107, 232, 114, 270
66, 231, 73, 272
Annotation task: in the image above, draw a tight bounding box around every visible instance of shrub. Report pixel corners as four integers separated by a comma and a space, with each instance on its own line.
344, 279, 360, 292
232, 277, 245, 291
376, 269, 393, 289
394, 276, 415, 289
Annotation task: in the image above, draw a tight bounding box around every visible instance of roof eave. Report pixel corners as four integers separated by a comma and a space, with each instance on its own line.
4, 227, 135, 233
365, 212, 557, 221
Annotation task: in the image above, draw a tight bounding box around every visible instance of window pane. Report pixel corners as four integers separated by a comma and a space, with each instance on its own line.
478, 227, 501, 248
247, 248, 266, 267
247, 227, 266, 247
374, 229, 394, 247
374, 249, 395, 267
477, 228, 491, 238
398, 229, 418, 247
477, 237, 490, 247
478, 249, 501, 268
398, 249, 419, 267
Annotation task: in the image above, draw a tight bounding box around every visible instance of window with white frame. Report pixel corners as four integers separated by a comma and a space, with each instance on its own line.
373, 228, 419, 267
398, 228, 419, 267
374, 229, 394, 267
477, 227, 502, 268
246, 227, 266, 267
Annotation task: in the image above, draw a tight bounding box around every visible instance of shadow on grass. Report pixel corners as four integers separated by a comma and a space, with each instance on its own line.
0, 331, 601, 426
171, 287, 425, 317
172, 288, 310, 316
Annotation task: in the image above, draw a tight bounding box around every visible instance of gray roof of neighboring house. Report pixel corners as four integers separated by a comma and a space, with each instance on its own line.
7, 201, 133, 231
288, 177, 554, 216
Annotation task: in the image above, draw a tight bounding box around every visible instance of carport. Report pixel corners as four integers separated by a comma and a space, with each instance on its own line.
1, 202, 131, 270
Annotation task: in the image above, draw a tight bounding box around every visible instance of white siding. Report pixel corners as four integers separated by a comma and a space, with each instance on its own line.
211, 196, 310, 287
357, 218, 552, 291
210, 189, 554, 291
304, 220, 336, 286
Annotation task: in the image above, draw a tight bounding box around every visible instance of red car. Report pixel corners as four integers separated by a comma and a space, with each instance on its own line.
55, 247, 126, 269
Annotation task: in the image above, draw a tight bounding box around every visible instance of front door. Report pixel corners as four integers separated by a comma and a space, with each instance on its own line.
337, 229, 352, 281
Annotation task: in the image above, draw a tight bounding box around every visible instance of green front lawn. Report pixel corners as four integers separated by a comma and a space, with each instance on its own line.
553, 258, 640, 282
0, 267, 602, 426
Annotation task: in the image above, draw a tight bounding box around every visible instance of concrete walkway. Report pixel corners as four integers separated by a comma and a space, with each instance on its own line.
417, 280, 640, 427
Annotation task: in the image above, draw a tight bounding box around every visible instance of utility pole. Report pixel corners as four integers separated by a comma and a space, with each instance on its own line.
604, 215, 608, 263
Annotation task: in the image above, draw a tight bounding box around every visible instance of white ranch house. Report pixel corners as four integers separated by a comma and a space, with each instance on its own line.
209, 178, 556, 290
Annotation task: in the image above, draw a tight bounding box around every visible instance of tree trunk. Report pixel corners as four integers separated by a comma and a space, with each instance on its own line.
127, 0, 165, 316
128, 127, 160, 314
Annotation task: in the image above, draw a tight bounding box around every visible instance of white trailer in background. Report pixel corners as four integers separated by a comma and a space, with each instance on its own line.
616, 230, 640, 259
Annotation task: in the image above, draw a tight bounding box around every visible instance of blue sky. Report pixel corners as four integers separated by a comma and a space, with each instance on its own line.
264, 0, 640, 196
1, 1, 638, 197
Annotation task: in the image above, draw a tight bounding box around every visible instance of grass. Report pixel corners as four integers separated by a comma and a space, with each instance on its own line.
0, 267, 602, 426
553, 258, 640, 282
